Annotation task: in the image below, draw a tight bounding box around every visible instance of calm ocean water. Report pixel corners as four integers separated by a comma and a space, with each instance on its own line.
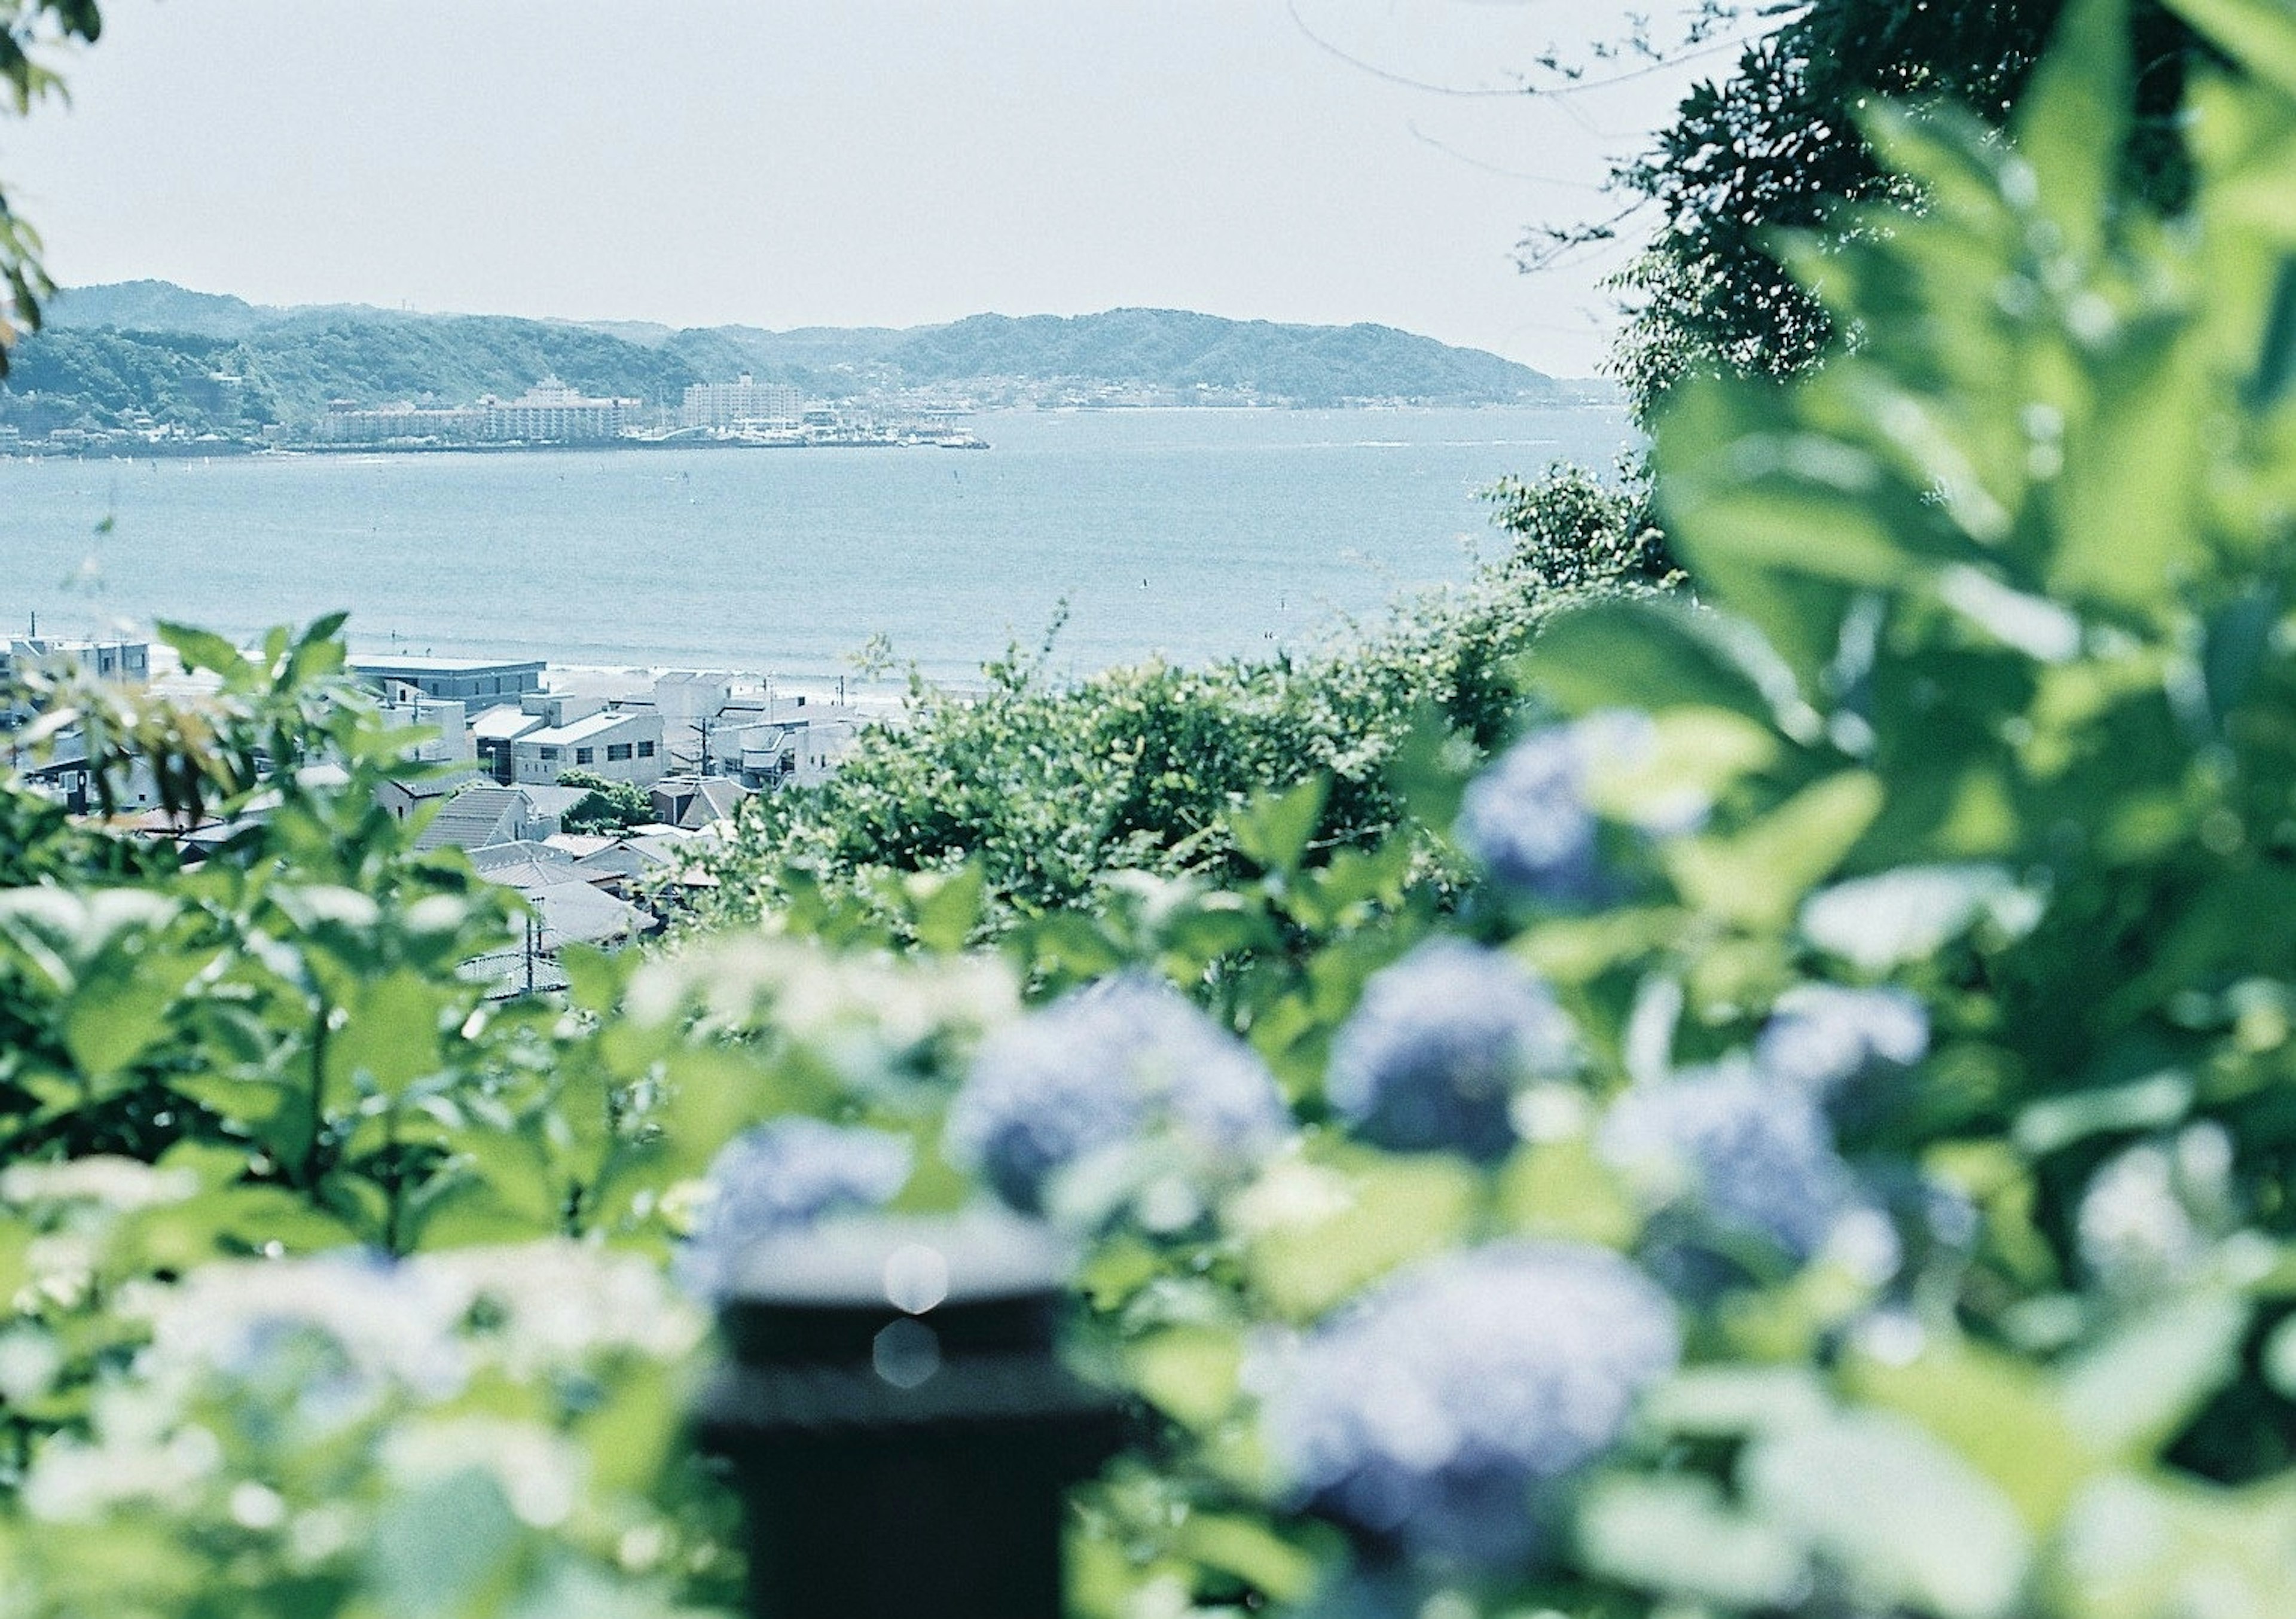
0, 405, 1632, 687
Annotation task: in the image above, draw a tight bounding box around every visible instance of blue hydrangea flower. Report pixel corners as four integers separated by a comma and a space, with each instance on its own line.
676, 1118, 914, 1299
1326, 938, 1577, 1161
1598, 1064, 1858, 1267
1755, 983, 1929, 1101
945, 974, 1292, 1215
1260, 1242, 1678, 1567
1455, 713, 1653, 906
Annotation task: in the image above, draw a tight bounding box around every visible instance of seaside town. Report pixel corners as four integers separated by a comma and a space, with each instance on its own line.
1, 630, 870, 991
307, 375, 991, 451
1, 372, 993, 456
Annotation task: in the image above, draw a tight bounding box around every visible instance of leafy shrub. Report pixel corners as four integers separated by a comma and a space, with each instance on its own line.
557, 768, 654, 835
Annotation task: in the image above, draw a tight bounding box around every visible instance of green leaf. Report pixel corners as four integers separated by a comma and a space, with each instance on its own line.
1129, 1325, 1245, 1430
1243, 1151, 1479, 1322
364, 1467, 521, 1617
1800, 863, 2038, 970
154, 621, 245, 678
2168, 0, 2296, 100
1844, 1331, 2092, 1531
1231, 775, 1329, 881
2058, 1294, 2249, 1463
2051, 1471, 2296, 1619
1639, 1365, 1831, 1438
2011, 0, 2130, 267
1174, 1513, 1321, 1605
1744, 1409, 2033, 1619
1577, 1474, 1806, 1608
333, 969, 454, 1095
1668, 771, 1884, 930
1518, 596, 1791, 731
904, 862, 985, 954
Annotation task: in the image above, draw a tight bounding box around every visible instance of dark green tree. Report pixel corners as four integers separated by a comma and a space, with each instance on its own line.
1602, 0, 2194, 413
557, 768, 654, 835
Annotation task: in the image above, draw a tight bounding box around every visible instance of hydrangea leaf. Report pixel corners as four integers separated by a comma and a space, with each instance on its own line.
1638, 1364, 1832, 1438
1744, 1408, 2033, 1619
1242, 1151, 1479, 1322
363, 1465, 521, 1618
1842, 1331, 2091, 1532
2057, 1293, 2249, 1464
1800, 863, 2040, 971
1173, 1513, 1322, 1606
2169, 0, 2296, 101
1666, 771, 1884, 931
1498, 1135, 1639, 1250
2050, 1471, 2296, 1618
1517, 597, 1784, 731
1576, 1474, 1805, 1609
2010, 0, 2130, 270
1129, 1325, 1246, 1431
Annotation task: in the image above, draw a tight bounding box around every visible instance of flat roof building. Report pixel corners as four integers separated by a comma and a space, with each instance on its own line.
349, 656, 547, 705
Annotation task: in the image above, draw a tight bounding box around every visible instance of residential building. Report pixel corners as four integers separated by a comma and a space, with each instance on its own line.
312, 402, 480, 445
709, 701, 865, 790
650, 775, 750, 830
412, 783, 547, 853
375, 683, 474, 766
348, 655, 546, 706
680, 375, 805, 430
507, 704, 664, 789
474, 377, 639, 442
2, 635, 153, 726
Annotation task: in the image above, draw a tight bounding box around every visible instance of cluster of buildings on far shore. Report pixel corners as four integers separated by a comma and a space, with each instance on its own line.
310, 374, 987, 451
2, 636, 869, 995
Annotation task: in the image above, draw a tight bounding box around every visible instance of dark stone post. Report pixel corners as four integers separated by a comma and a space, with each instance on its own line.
694, 1212, 1129, 1619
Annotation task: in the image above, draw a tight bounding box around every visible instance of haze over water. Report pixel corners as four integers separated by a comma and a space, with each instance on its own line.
1, 405, 1632, 688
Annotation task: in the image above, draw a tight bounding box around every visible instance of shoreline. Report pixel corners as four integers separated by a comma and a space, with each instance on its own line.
0, 397, 1620, 465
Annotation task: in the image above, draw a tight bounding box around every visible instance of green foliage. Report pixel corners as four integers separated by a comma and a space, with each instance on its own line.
1608, 0, 2193, 416
697, 540, 1644, 936
556, 769, 654, 835
1482, 460, 1677, 591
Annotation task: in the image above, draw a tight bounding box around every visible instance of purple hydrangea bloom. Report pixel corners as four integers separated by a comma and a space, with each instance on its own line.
1262, 1242, 1678, 1567
677, 1118, 914, 1299
1598, 1065, 1858, 1266
945, 974, 1292, 1215
1455, 713, 1653, 906
1326, 939, 1577, 1161
1755, 983, 1929, 1101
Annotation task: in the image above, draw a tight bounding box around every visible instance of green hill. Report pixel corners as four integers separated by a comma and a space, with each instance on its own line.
6, 280, 1564, 442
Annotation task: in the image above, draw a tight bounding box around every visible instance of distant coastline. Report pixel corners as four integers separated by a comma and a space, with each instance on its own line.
0, 394, 1621, 463
0, 280, 1599, 460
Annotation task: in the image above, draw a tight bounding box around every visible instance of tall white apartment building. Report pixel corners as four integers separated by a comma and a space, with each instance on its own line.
682, 374, 805, 430
475, 378, 639, 442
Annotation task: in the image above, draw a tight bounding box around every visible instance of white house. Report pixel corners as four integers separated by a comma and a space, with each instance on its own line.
508, 704, 665, 788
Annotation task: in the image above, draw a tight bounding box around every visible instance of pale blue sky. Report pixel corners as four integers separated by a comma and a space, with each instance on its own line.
2, 2, 1738, 375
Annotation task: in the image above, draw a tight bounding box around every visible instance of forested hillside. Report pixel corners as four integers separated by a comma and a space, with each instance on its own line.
4, 282, 1563, 442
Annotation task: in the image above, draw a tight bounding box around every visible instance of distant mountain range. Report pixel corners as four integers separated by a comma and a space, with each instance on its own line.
0, 280, 1575, 447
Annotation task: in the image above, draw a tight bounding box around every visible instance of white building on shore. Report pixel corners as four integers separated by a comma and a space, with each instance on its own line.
680, 375, 805, 430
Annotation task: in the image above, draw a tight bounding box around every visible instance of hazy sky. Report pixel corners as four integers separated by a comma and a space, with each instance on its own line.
2, 2, 1742, 375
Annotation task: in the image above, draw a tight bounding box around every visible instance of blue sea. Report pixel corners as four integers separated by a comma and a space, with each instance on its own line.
0, 406, 1634, 688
